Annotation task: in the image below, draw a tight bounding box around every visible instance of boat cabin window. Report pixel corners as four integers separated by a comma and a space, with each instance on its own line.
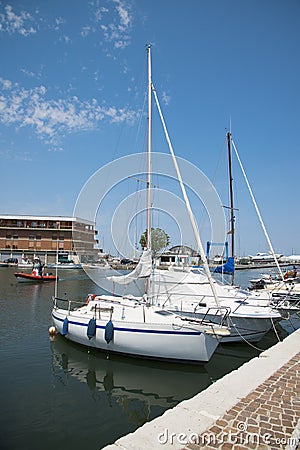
191, 269, 202, 274
154, 310, 173, 316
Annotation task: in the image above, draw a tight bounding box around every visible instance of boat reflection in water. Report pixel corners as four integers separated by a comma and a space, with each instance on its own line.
50, 334, 213, 422
49, 327, 289, 429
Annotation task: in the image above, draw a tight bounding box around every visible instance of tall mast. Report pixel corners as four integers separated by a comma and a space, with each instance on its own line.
227, 131, 235, 260
146, 44, 152, 250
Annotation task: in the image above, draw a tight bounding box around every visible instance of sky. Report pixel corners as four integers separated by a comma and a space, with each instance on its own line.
0, 0, 299, 258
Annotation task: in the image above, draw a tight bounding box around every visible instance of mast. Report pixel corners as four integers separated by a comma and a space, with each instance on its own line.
231, 138, 284, 281
227, 131, 235, 284
146, 44, 152, 250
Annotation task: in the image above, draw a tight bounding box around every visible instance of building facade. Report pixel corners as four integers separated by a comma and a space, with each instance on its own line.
157, 245, 200, 267
0, 215, 98, 263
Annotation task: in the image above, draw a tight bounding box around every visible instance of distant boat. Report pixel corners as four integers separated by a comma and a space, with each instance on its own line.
249, 252, 283, 264
17, 258, 33, 268
15, 259, 58, 282
15, 271, 58, 283
47, 262, 82, 269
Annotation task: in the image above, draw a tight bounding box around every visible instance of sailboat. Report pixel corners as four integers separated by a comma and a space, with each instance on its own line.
51, 45, 230, 364
150, 131, 282, 343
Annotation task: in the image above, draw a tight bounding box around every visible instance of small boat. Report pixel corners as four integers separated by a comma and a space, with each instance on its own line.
15, 269, 58, 283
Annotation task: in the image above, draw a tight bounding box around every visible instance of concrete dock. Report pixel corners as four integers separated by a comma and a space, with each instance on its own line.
103, 329, 300, 450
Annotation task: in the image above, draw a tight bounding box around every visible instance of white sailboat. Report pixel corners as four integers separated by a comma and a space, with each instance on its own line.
51, 45, 230, 364
151, 266, 281, 343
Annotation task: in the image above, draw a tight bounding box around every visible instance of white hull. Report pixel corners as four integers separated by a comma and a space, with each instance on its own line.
152, 268, 282, 343
170, 311, 276, 343
52, 296, 226, 363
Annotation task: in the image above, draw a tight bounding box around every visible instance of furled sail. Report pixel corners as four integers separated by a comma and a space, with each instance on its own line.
214, 256, 234, 274
108, 249, 152, 285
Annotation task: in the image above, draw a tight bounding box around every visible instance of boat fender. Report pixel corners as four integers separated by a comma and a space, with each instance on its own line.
87, 318, 97, 339
104, 320, 114, 344
62, 318, 69, 336
48, 326, 56, 336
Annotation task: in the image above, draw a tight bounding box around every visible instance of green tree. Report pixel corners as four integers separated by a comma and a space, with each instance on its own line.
139, 228, 170, 255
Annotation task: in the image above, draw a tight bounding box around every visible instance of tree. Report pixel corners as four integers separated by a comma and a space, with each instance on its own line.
139, 228, 170, 255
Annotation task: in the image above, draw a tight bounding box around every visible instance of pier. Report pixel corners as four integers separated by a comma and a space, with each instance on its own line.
103, 329, 300, 450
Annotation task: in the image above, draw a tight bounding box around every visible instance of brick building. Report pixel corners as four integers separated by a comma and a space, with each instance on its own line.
0, 214, 98, 263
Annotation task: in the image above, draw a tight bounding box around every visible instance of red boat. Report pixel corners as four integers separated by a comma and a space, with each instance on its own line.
14, 270, 58, 283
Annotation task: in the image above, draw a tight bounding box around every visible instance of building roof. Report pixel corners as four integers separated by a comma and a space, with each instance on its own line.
0, 214, 94, 225
161, 245, 199, 256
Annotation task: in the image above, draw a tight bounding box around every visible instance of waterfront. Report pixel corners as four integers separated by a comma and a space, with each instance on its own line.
0, 267, 299, 450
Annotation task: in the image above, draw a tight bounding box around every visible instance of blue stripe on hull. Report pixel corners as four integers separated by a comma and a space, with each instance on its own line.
52, 313, 201, 336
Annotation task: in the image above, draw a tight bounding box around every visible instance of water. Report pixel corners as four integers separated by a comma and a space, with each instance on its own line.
0, 266, 299, 450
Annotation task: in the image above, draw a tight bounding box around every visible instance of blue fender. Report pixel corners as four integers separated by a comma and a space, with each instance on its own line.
62, 317, 69, 336
87, 318, 97, 340
104, 320, 114, 344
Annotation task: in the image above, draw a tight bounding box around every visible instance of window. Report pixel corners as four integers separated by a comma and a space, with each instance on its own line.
29, 235, 34, 241
6, 234, 11, 240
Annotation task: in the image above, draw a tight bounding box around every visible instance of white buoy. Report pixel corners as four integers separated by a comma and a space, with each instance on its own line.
49, 326, 56, 336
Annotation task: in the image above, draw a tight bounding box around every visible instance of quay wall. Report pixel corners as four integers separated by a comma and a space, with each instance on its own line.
103, 329, 300, 450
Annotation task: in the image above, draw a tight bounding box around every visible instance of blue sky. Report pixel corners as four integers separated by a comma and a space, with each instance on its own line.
0, 0, 299, 257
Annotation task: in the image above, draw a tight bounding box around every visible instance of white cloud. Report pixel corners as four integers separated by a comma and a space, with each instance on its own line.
0, 77, 138, 146
0, 146, 33, 161
95, 0, 132, 50
59, 35, 72, 44
162, 91, 171, 106
114, 0, 131, 28
20, 68, 43, 80
54, 17, 65, 30
81, 25, 94, 37
0, 4, 37, 36
95, 6, 109, 22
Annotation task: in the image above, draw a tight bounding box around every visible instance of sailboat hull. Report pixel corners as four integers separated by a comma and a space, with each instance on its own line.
152, 268, 281, 343
172, 311, 276, 343
52, 306, 220, 363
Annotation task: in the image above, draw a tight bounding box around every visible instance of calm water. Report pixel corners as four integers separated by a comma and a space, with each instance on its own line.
0, 266, 299, 450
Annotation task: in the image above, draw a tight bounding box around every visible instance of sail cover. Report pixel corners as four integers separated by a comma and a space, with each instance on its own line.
108, 250, 152, 285
214, 256, 234, 274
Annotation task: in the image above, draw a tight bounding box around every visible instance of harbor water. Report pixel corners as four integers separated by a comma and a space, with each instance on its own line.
0, 266, 299, 450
